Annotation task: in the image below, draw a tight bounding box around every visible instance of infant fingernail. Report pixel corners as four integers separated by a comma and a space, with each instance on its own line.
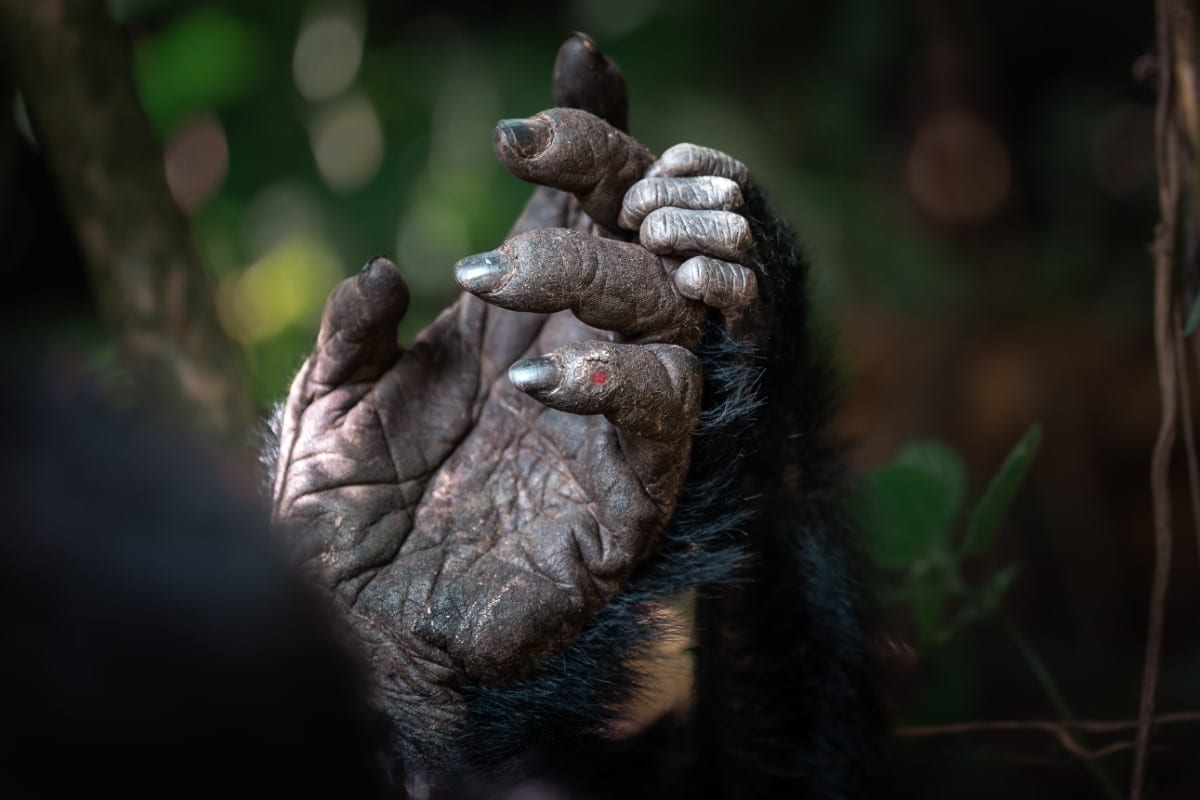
454, 251, 508, 293
508, 357, 561, 393
495, 118, 552, 158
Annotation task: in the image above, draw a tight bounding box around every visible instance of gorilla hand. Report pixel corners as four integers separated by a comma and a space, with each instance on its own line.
267, 36, 760, 770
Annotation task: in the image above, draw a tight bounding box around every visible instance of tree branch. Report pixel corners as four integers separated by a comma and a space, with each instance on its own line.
0, 0, 251, 440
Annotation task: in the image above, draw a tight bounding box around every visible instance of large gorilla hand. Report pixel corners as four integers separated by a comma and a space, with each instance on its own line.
269, 35, 882, 799
268, 35, 757, 767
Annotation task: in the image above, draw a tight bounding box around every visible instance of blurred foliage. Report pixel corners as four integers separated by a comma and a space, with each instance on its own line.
133, 7, 265, 132
90, 0, 1156, 408
864, 425, 1042, 646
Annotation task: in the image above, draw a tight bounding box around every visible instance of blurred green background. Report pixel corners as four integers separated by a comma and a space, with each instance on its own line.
4, 0, 1196, 797
97, 0, 1155, 409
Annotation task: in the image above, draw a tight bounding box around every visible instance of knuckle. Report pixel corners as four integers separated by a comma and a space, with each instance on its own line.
566, 235, 599, 284
724, 214, 752, 252
726, 262, 747, 295
675, 258, 707, 296
742, 267, 759, 299
668, 143, 701, 173
695, 178, 723, 208
662, 142, 693, 162
684, 211, 709, 240
681, 180, 706, 207
675, 257, 758, 313
641, 208, 675, 250
710, 260, 733, 295
622, 183, 650, 224
653, 179, 672, 211
640, 210, 665, 247
714, 177, 744, 208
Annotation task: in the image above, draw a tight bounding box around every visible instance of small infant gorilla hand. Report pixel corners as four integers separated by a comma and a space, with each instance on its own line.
267, 36, 763, 770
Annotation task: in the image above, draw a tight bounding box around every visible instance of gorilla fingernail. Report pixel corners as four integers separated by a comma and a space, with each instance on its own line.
495, 118, 552, 158
359, 256, 400, 288
454, 251, 508, 293
508, 357, 561, 393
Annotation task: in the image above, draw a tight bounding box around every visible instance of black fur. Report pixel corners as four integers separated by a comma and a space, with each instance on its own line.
685, 188, 886, 798
1, 357, 391, 797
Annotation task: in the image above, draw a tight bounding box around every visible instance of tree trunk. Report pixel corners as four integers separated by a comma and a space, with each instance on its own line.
0, 0, 251, 441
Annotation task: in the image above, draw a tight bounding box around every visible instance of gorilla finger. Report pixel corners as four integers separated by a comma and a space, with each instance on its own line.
493, 108, 654, 229
673, 256, 758, 315
645, 143, 751, 188
617, 176, 743, 230
508, 340, 701, 442
553, 32, 629, 132
311, 257, 408, 385
640, 208, 752, 262
454, 228, 700, 342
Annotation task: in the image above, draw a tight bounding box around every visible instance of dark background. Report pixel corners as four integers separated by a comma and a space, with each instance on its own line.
1, 0, 1194, 797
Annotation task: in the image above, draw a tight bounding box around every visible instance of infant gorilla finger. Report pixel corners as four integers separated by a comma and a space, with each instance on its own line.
617, 176, 743, 230
640, 208, 752, 262
508, 340, 701, 442
646, 143, 751, 189
493, 107, 655, 229
454, 227, 702, 344
674, 256, 758, 316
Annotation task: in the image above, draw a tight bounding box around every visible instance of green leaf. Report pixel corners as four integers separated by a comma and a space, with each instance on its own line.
863, 464, 957, 569
926, 566, 1018, 645
980, 564, 1022, 611
895, 440, 966, 530
1186, 294, 1200, 336
962, 425, 1043, 557
910, 566, 947, 643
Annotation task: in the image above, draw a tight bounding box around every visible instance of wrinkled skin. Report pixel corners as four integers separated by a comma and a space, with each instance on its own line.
270, 35, 759, 764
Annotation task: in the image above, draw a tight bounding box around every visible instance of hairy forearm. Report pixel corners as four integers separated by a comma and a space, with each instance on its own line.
689, 188, 886, 799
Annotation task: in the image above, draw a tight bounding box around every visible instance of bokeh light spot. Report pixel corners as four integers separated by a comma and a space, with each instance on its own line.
241, 181, 326, 260
164, 113, 229, 214
907, 110, 1012, 225
292, 1, 365, 103
309, 91, 384, 194
216, 235, 342, 343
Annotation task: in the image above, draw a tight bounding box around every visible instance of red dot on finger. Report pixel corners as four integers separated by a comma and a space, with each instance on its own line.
590, 371, 608, 385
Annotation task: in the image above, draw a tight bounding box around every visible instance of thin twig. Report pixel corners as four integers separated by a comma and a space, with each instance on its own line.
897, 711, 1200, 762
897, 710, 1200, 736
1173, 311, 1200, 563
1135, 1, 1183, 796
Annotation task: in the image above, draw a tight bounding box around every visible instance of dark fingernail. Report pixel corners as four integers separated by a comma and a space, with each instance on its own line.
454, 251, 508, 293
495, 118, 552, 158
565, 31, 599, 54
361, 255, 397, 281
509, 356, 561, 392
358, 255, 408, 298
